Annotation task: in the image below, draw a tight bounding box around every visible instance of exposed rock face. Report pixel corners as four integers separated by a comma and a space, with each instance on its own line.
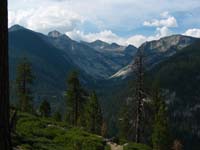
111, 35, 198, 79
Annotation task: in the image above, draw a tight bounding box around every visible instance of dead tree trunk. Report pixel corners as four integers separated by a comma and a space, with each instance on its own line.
0, 0, 12, 149
135, 47, 145, 143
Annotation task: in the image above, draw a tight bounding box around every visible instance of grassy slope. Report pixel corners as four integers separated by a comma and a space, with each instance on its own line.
13, 113, 152, 150
13, 113, 105, 150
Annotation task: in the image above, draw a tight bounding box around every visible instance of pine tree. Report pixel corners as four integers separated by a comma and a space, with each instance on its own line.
0, 0, 12, 149
86, 91, 103, 134
53, 111, 62, 122
39, 100, 51, 117
118, 102, 132, 141
16, 57, 34, 113
152, 89, 170, 150
151, 83, 162, 114
66, 71, 86, 126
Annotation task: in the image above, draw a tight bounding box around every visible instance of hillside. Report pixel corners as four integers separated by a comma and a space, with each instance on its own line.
149, 39, 200, 102
148, 40, 200, 150
13, 113, 106, 150
99, 40, 200, 150
9, 26, 88, 109
110, 40, 200, 149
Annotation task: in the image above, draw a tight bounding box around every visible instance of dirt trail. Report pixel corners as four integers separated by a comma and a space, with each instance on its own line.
107, 142, 123, 150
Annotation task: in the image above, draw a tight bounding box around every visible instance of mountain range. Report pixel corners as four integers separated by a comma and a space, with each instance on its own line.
9, 24, 200, 149
9, 24, 137, 108
9, 24, 200, 108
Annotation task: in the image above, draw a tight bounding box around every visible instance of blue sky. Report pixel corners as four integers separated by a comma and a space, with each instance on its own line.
8, 0, 200, 47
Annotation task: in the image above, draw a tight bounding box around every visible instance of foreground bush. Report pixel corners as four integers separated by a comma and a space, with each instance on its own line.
13, 113, 105, 150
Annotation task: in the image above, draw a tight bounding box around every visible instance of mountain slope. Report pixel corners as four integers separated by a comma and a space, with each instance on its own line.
109, 40, 200, 149
101, 38, 200, 144
84, 40, 126, 52
111, 35, 198, 78
9, 25, 90, 108
148, 39, 200, 150
47, 35, 137, 79
8, 25, 137, 110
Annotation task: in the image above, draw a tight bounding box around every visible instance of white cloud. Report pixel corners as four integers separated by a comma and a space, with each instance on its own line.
8, 0, 200, 42
156, 26, 171, 37
9, 0, 200, 35
126, 35, 147, 47
138, 12, 176, 46
183, 28, 200, 38
143, 13, 178, 28
160, 11, 170, 18
8, 6, 84, 33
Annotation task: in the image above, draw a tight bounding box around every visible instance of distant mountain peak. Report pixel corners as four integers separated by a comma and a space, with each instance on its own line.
110, 42, 120, 47
48, 30, 63, 38
9, 24, 25, 32
124, 44, 137, 54
140, 34, 197, 53
91, 40, 109, 46
93, 39, 106, 43
126, 44, 137, 49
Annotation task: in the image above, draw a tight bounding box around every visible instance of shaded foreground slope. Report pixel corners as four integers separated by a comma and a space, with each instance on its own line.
13, 113, 105, 150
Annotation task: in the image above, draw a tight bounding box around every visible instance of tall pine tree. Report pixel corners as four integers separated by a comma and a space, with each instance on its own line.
16, 57, 34, 113
118, 100, 134, 141
66, 71, 86, 127
0, 0, 12, 149
86, 91, 103, 134
152, 88, 170, 150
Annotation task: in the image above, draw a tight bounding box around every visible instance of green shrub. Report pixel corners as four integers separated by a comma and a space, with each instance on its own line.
54, 128, 104, 150
14, 112, 105, 150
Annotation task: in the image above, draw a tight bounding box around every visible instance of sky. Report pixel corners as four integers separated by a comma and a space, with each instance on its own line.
8, 0, 200, 47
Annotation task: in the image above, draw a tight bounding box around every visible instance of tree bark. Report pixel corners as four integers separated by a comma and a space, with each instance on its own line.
0, 0, 11, 149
